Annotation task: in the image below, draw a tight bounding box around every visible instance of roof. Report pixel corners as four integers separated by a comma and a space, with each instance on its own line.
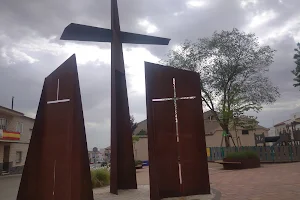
0, 105, 35, 120
274, 120, 290, 127
0, 105, 24, 116
23, 115, 35, 121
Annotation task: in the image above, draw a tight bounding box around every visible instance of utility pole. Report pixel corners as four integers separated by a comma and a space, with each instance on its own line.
11, 96, 14, 110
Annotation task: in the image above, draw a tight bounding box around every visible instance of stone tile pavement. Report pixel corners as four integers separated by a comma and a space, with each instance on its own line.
94, 162, 300, 200
1, 162, 299, 199
209, 162, 300, 200
93, 185, 217, 200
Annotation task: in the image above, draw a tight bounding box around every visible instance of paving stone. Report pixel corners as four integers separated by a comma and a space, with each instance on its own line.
93, 185, 216, 200
93, 163, 300, 200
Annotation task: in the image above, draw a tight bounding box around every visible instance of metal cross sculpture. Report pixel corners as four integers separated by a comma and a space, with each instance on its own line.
152, 78, 196, 185
60, 0, 170, 195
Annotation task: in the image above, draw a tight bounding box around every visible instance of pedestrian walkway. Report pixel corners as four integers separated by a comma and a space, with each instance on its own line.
209, 162, 300, 200
94, 162, 300, 200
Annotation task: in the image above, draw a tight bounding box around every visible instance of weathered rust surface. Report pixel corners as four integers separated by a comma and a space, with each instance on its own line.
145, 62, 210, 200
110, 0, 137, 193
152, 97, 181, 198
176, 71, 210, 195
60, 0, 171, 194
17, 55, 93, 200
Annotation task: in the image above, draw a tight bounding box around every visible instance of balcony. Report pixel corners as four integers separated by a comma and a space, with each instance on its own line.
0, 129, 21, 141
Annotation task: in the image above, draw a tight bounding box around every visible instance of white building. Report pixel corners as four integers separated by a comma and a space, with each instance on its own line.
88, 147, 107, 164
267, 127, 276, 137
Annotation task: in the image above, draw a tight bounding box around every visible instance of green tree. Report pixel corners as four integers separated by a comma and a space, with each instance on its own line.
163, 28, 279, 147
130, 115, 138, 134
292, 43, 300, 88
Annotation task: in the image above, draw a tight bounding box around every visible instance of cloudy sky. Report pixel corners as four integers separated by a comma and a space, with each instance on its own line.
1, 0, 300, 149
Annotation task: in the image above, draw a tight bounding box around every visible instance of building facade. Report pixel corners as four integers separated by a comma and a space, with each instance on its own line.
104, 146, 111, 162
132, 110, 268, 162
88, 147, 106, 164
0, 106, 34, 175
270, 112, 300, 139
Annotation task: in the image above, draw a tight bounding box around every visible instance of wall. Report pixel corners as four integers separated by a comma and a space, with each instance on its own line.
0, 114, 34, 175
275, 124, 286, 136
8, 143, 29, 174
205, 128, 267, 147
268, 127, 276, 137
0, 143, 3, 173
6, 116, 33, 143
133, 137, 148, 161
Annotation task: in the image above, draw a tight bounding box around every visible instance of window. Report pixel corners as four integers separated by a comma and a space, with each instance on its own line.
16, 122, 23, 133
242, 130, 249, 135
16, 151, 22, 163
0, 118, 7, 130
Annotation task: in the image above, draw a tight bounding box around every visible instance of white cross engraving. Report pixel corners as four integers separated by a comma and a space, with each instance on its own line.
152, 78, 196, 184
47, 79, 70, 104
53, 160, 56, 196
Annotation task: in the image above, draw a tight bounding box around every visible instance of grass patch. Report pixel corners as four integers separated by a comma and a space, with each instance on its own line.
91, 168, 110, 188
225, 151, 259, 159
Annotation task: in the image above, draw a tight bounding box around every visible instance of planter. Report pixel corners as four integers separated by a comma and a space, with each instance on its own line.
223, 157, 260, 170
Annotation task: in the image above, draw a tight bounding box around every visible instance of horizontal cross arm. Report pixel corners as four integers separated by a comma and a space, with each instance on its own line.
152, 97, 174, 102
60, 23, 112, 42
178, 96, 196, 100
60, 23, 170, 45
121, 31, 170, 45
47, 99, 70, 104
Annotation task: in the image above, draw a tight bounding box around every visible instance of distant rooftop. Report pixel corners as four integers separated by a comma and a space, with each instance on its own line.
0, 105, 35, 120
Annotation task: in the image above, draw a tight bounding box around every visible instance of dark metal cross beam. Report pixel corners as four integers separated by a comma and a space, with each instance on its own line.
60, 0, 170, 195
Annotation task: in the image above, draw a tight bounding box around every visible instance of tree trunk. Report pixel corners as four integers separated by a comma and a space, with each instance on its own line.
225, 127, 231, 147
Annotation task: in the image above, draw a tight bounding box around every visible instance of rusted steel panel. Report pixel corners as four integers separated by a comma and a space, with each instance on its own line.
153, 101, 181, 198
175, 69, 210, 196
145, 62, 181, 199
145, 62, 210, 200
17, 55, 93, 200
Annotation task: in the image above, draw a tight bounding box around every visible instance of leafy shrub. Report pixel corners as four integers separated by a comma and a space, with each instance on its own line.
225, 151, 259, 160
91, 168, 110, 188
135, 160, 143, 166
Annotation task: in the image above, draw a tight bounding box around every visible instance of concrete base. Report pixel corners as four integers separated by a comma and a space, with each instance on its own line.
93, 185, 221, 200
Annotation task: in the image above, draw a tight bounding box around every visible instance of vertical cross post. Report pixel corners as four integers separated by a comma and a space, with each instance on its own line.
60, 0, 170, 194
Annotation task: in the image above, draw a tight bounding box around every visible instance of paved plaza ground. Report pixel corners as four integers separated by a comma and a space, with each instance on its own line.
1, 162, 300, 200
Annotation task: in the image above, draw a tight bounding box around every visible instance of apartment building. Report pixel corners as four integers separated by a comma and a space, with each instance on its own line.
0, 105, 34, 175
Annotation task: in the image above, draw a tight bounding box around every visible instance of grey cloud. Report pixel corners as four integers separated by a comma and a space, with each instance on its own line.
2, 0, 300, 148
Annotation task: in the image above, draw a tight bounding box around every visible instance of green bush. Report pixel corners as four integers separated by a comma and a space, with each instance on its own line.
135, 160, 143, 166
91, 168, 110, 188
225, 151, 259, 160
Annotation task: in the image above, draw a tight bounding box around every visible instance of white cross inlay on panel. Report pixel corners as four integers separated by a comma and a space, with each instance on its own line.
152, 78, 196, 184
52, 160, 56, 196
47, 79, 71, 104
